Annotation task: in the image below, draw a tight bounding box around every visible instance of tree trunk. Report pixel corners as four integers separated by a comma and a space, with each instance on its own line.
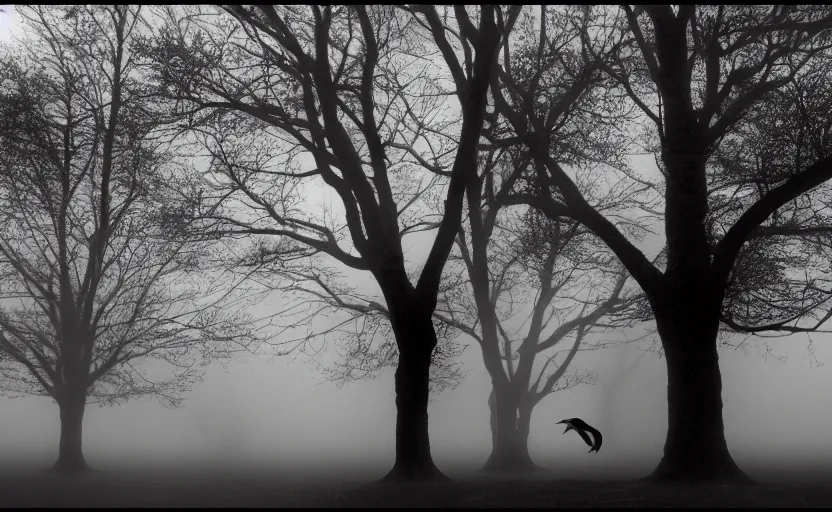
480, 387, 543, 473
380, 313, 447, 483
52, 388, 90, 472
645, 313, 753, 484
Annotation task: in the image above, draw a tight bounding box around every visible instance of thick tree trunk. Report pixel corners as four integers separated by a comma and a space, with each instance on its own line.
52, 389, 90, 472
645, 314, 753, 484
380, 313, 447, 483
480, 387, 543, 473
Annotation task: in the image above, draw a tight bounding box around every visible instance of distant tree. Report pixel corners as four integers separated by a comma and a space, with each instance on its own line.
439, 188, 649, 472
0, 6, 258, 472
494, 5, 832, 483
135, 5, 500, 481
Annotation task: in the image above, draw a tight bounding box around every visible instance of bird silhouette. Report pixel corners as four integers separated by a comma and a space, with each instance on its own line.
558, 418, 603, 454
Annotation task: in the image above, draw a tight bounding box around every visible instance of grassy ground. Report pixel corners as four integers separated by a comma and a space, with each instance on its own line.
2, 466, 832, 508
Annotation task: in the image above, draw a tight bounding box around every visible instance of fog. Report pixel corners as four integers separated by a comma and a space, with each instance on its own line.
3, 316, 832, 481
2, 4, 832, 485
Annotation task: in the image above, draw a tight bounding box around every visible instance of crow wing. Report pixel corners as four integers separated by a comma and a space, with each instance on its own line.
588, 429, 603, 453
570, 427, 594, 448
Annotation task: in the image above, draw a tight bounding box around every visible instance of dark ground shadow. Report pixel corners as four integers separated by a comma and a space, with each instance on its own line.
2, 462, 832, 507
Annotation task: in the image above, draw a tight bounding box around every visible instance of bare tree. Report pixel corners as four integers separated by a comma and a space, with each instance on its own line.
494, 5, 832, 483
439, 179, 649, 472
0, 6, 259, 472
135, 5, 501, 481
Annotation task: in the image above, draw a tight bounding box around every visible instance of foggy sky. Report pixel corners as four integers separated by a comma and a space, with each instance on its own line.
2, 5, 832, 482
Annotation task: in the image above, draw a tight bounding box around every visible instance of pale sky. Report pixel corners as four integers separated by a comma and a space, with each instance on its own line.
0, 6, 19, 43
2, 4, 832, 482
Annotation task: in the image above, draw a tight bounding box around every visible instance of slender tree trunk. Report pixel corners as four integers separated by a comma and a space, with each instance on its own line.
480, 386, 543, 472
645, 312, 753, 484
380, 311, 447, 482
52, 387, 90, 472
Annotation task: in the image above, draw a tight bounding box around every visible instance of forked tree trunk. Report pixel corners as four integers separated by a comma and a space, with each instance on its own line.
481, 387, 542, 472
52, 388, 90, 472
645, 313, 753, 484
380, 312, 447, 482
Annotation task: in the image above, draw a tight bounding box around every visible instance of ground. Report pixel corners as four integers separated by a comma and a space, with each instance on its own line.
2, 465, 832, 508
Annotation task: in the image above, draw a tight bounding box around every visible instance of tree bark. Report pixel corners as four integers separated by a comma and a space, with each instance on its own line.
644, 312, 753, 484
645, 99, 753, 483
379, 311, 448, 482
52, 388, 90, 472
480, 387, 543, 473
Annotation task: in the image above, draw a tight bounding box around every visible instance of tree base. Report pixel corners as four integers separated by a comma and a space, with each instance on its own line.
378, 463, 450, 483
49, 458, 93, 474
642, 456, 755, 485
479, 457, 547, 474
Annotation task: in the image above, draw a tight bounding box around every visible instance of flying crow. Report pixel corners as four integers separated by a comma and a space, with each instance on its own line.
558, 418, 602, 454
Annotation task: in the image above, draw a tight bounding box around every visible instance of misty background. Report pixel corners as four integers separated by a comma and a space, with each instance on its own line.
1, 4, 831, 481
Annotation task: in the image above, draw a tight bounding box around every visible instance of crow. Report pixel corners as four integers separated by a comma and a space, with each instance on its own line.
558, 418, 603, 454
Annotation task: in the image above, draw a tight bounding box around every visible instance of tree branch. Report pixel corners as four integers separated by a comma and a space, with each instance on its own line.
713, 156, 832, 288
